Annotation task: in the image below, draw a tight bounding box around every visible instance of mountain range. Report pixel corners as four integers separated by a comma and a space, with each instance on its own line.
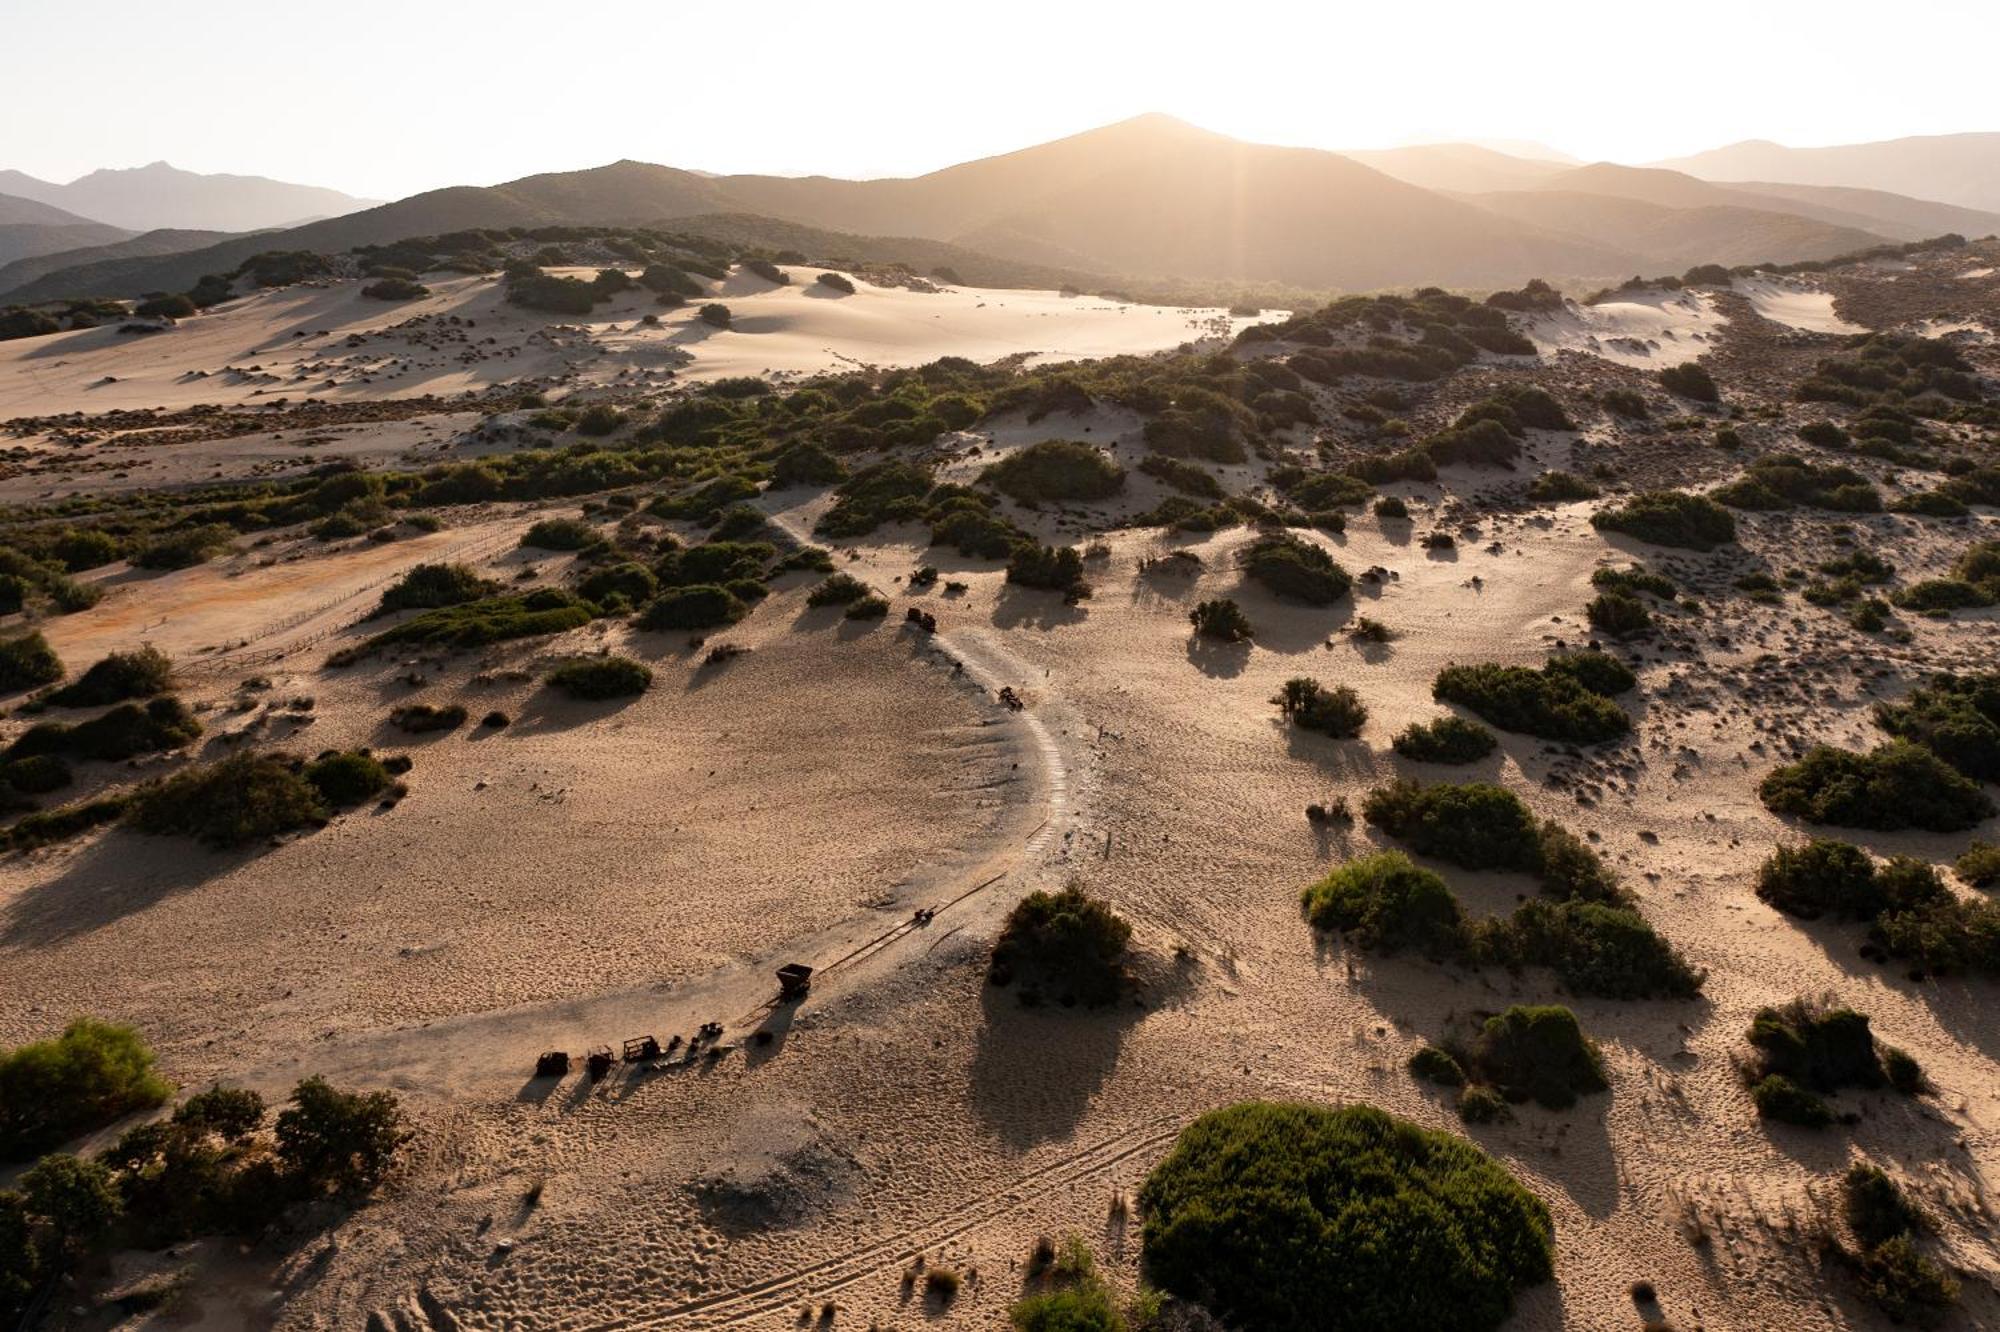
1653, 133, 2000, 213
0, 162, 377, 233
5, 118, 1997, 304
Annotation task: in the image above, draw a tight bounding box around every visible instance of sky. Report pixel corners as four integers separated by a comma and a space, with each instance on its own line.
4, 0, 1997, 200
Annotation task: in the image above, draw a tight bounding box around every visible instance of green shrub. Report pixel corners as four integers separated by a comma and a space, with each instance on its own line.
1873, 672, 2000, 782
337, 591, 598, 660
1746, 999, 1888, 1095
0, 1019, 171, 1161
521, 517, 602, 551
1392, 715, 1497, 764
1659, 363, 1719, 402
131, 524, 234, 569
1472, 1005, 1608, 1110
129, 752, 329, 848
1755, 839, 1887, 919
1007, 544, 1090, 598
43, 647, 171, 708
546, 655, 652, 700
0, 753, 70, 794
988, 883, 1132, 1007
1, 795, 129, 851
1843, 1165, 1958, 1326
0, 633, 62, 693
1601, 388, 1649, 419
1759, 742, 1994, 832
1362, 780, 1540, 874
806, 572, 871, 607
1478, 898, 1702, 999
816, 272, 857, 295
1591, 565, 1677, 599
698, 303, 732, 328
1139, 455, 1224, 500
19, 1154, 120, 1249
983, 441, 1125, 504
1750, 1074, 1833, 1127
7, 696, 202, 763
1271, 678, 1367, 738
845, 594, 889, 619
274, 1076, 409, 1197
1585, 591, 1651, 637
575, 560, 658, 607
1526, 470, 1599, 502
637, 584, 748, 631
1590, 490, 1735, 550
771, 441, 846, 488
361, 277, 428, 300
1458, 1084, 1510, 1123
376, 562, 497, 614
1408, 1045, 1467, 1086
1189, 598, 1252, 641
1955, 841, 2000, 888
1139, 1102, 1553, 1332
1301, 851, 1465, 955
389, 703, 466, 733
1432, 655, 1631, 743
304, 751, 392, 807
1243, 534, 1350, 604
1008, 1283, 1125, 1332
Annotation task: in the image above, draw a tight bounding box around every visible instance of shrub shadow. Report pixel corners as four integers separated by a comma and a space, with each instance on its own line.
1, 827, 245, 947
1184, 635, 1250, 679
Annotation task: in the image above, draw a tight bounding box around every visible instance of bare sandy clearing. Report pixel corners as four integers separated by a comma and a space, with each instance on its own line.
1526, 290, 1727, 367
1733, 275, 1867, 335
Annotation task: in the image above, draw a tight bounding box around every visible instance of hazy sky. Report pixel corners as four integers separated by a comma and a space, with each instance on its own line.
5, 0, 1996, 199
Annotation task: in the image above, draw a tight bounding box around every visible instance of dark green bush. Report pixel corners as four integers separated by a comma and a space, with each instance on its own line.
1755, 839, 1887, 919
361, 277, 428, 300
1271, 678, 1367, 738
1433, 654, 1631, 743
1472, 1005, 1607, 1110
1746, 999, 1889, 1097
43, 646, 171, 708
376, 563, 497, 614
1, 796, 129, 851
1526, 470, 1599, 502
337, 591, 598, 660
129, 752, 329, 848
131, 524, 234, 569
575, 560, 658, 607
1956, 842, 2000, 888
698, 303, 732, 328
1873, 672, 2000, 782
815, 272, 857, 294
1392, 715, 1497, 764
1138, 1101, 1553, 1332
1585, 591, 1651, 637
0, 633, 63, 693
1243, 534, 1350, 605
274, 1076, 409, 1198
1750, 1074, 1834, 1127
0, 753, 70, 795
983, 440, 1125, 504
1362, 780, 1540, 873
1843, 1164, 1958, 1326
988, 883, 1132, 1007
1301, 851, 1465, 955
637, 584, 748, 631
7, 696, 201, 763
0, 1019, 171, 1161
1408, 1045, 1467, 1086
546, 655, 652, 700
1188, 598, 1252, 641
806, 572, 871, 607
1007, 544, 1090, 598
520, 517, 602, 551
304, 751, 392, 807
1589, 491, 1735, 550
1477, 898, 1702, 999
388, 702, 466, 733
1659, 363, 1720, 402
1758, 742, 1994, 832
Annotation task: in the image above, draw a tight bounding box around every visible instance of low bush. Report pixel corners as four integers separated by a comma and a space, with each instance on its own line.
1301, 851, 1465, 955
1526, 470, 1599, 502
1659, 363, 1720, 402
1393, 715, 1497, 764
128, 752, 329, 847
637, 583, 748, 631
1242, 534, 1350, 605
304, 751, 392, 807
1, 795, 129, 852
1188, 598, 1252, 641
1363, 780, 1541, 873
546, 655, 652, 700
520, 517, 602, 551
815, 271, 856, 294
1744, 998, 1916, 1117
1844, 1165, 1958, 1326
1007, 544, 1090, 599
275, 1076, 410, 1197
1432, 653, 1632, 743
1589, 491, 1735, 550
0, 633, 63, 693
7, 696, 202, 763
1873, 671, 2000, 782
983, 440, 1124, 504
1755, 839, 1886, 919
361, 277, 428, 300
43, 646, 172, 708
1477, 897, 1703, 999
0, 1019, 171, 1161
575, 560, 658, 607
806, 572, 871, 607
1751, 1074, 1835, 1127
697, 303, 732, 328
988, 883, 1132, 1007
389, 703, 467, 733
1758, 742, 1994, 832
131, 524, 234, 570
1471, 1005, 1608, 1110
376, 562, 497, 615
1585, 591, 1652, 637
1408, 1044, 1467, 1086
1956, 841, 2000, 888
1271, 678, 1367, 738
1138, 1101, 1553, 1332
336, 591, 598, 660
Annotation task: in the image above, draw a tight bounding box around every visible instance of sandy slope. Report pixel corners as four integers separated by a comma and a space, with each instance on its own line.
0, 270, 1272, 421
1526, 290, 1727, 367
1733, 275, 1867, 335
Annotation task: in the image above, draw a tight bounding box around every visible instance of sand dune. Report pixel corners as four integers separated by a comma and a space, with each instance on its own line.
1733, 274, 1867, 334
1525, 289, 1727, 367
